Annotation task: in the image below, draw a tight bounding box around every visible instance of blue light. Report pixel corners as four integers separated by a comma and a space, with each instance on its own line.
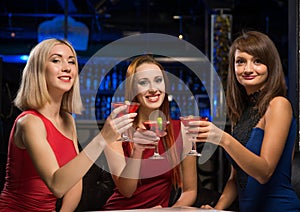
0, 55, 29, 63
20, 55, 29, 61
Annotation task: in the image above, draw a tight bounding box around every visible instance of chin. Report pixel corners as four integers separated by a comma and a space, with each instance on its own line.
144, 101, 161, 109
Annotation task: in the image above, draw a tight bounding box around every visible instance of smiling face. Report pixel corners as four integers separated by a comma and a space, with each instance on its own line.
45, 44, 77, 95
134, 62, 166, 112
234, 49, 268, 94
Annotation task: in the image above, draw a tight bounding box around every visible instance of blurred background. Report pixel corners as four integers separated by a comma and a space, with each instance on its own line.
0, 0, 298, 210
0, 0, 290, 60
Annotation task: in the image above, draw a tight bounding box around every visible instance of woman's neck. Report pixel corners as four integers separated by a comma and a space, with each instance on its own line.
38, 100, 62, 121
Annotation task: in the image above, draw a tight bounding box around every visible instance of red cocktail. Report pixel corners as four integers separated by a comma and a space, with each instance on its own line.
180, 116, 208, 126
180, 115, 208, 156
143, 117, 169, 159
111, 101, 140, 116
111, 101, 140, 141
143, 120, 169, 137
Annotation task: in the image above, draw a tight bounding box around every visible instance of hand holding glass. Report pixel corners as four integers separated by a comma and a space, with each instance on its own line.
111, 101, 140, 142
180, 116, 208, 156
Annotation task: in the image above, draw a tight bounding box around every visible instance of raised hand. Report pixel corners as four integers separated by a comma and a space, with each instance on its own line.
187, 120, 224, 147
131, 128, 159, 152
101, 105, 137, 144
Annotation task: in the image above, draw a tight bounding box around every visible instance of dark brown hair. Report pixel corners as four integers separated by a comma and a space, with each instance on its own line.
226, 31, 287, 125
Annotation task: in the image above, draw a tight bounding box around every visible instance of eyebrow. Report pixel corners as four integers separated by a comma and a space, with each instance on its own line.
49, 53, 75, 59
138, 75, 162, 80
137, 77, 149, 81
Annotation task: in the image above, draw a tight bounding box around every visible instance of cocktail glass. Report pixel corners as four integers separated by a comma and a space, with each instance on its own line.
143, 117, 169, 159
180, 115, 208, 156
111, 101, 140, 142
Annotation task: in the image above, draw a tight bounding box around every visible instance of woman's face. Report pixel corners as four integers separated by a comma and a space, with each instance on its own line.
234, 49, 268, 94
45, 44, 77, 95
134, 62, 165, 110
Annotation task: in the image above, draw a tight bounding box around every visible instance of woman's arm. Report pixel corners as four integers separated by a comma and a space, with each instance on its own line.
213, 166, 238, 210
191, 96, 293, 184
16, 105, 135, 198
222, 97, 292, 183
59, 180, 82, 212
104, 129, 158, 197
104, 141, 143, 198
172, 155, 197, 207
59, 117, 83, 211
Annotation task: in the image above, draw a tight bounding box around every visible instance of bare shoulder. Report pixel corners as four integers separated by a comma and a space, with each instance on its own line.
15, 113, 46, 148
269, 96, 292, 111
17, 113, 44, 130
266, 96, 293, 120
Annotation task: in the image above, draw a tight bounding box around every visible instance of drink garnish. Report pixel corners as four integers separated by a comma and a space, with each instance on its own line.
157, 117, 163, 130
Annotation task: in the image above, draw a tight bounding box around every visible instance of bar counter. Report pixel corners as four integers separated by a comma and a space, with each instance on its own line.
92, 206, 231, 212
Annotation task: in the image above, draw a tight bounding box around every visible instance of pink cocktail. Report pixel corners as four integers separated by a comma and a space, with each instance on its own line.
143, 120, 169, 137
111, 102, 140, 116
180, 116, 208, 126
180, 115, 208, 156
111, 101, 140, 141
143, 117, 169, 159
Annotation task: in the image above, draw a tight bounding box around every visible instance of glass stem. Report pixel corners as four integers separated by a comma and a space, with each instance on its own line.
192, 141, 197, 151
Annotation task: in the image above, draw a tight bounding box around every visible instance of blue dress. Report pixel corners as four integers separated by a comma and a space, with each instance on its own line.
228, 118, 300, 212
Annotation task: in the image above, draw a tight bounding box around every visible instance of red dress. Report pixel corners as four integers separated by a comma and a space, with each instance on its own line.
102, 120, 183, 210
0, 110, 77, 211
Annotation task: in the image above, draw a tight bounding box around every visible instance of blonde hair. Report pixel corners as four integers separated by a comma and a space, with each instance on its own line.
14, 38, 83, 114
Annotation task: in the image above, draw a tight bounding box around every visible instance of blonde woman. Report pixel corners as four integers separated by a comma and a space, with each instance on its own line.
0, 38, 136, 211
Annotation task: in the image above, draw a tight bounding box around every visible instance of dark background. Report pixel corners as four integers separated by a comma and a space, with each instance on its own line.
0, 0, 294, 154
0, 1, 298, 209
0, 0, 289, 60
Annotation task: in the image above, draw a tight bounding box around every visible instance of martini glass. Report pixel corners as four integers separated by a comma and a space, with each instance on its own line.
143, 117, 169, 159
111, 101, 140, 141
180, 115, 208, 156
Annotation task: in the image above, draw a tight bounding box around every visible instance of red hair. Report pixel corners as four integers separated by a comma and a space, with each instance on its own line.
125, 55, 182, 188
